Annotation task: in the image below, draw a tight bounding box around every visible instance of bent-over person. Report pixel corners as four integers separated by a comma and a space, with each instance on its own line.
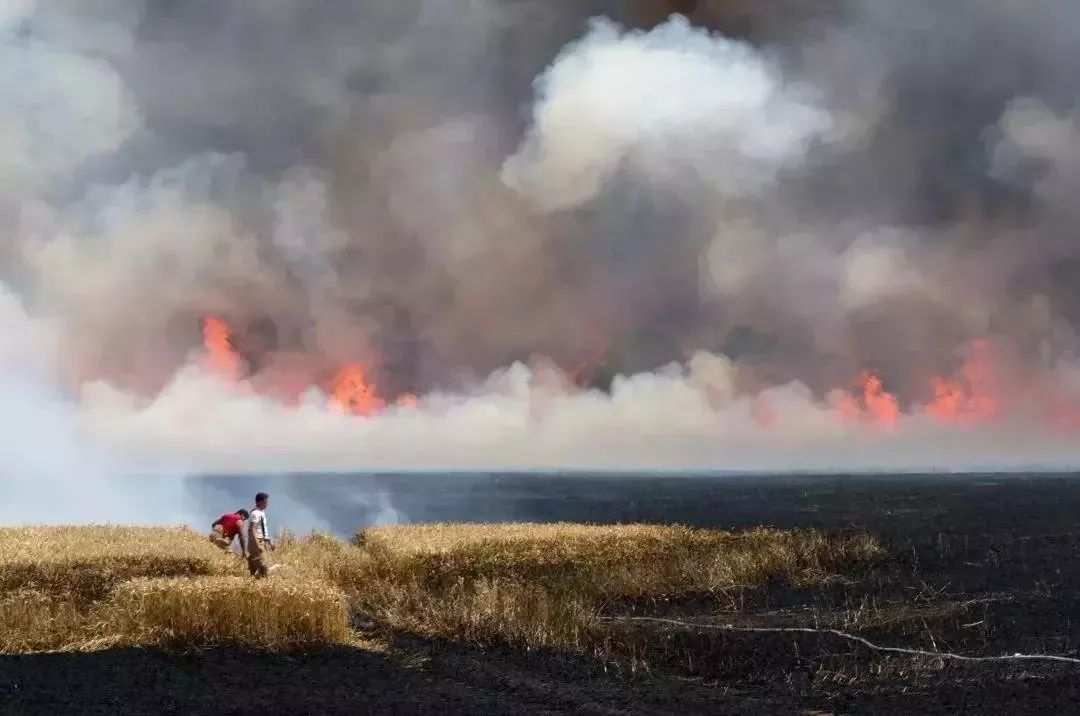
209, 509, 249, 554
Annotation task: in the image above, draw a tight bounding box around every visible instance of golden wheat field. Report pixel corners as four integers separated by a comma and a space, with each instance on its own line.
0, 526, 238, 601
0, 522, 881, 654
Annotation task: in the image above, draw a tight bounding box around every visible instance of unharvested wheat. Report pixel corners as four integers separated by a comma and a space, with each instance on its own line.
105, 576, 349, 647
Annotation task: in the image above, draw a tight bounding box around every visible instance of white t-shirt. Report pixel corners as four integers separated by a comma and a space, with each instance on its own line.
249, 508, 269, 541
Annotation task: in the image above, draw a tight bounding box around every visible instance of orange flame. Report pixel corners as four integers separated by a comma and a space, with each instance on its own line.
202, 316, 242, 380
837, 371, 899, 427
861, 372, 900, 427
196, 316, 415, 415
328, 363, 386, 416
924, 339, 998, 424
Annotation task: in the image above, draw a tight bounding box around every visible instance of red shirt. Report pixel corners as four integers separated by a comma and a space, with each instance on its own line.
217, 512, 244, 538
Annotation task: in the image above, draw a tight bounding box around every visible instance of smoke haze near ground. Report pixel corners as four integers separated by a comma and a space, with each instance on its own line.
5, 0, 1080, 527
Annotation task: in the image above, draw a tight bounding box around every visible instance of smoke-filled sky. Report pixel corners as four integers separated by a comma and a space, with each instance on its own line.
4, 0, 1080, 514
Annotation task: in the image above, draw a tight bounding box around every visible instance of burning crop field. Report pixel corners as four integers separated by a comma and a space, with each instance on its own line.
5, 0, 1080, 711
4, 0, 1080, 484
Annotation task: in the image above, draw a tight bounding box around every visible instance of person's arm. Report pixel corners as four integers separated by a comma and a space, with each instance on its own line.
237, 527, 247, 556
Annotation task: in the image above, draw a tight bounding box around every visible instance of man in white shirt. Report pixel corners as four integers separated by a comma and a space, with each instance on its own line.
246, 492, 275, 578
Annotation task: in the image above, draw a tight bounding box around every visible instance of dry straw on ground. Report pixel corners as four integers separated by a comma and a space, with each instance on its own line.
0, 525, 349, 651
106, 576, 349, 647
356, 522, 880, 594
0, 522, 881, 653
0, 589, 86, 653
0, 526, 238, 602
293, 523, 882, 648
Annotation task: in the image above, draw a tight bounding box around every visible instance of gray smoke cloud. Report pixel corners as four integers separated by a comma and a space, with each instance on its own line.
4, 0, 1080, 530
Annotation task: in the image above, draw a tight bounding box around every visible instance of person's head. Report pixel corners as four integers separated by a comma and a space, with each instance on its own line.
255, 492, 269, 510
236, 509, 250, 520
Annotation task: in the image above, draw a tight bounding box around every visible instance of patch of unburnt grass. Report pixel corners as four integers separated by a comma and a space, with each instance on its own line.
278, 522, 882, 651
0, 522, 881, 659
0, 526, 350, 652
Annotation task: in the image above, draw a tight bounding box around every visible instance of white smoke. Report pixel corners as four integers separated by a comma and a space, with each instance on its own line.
501, 16, 831, 211
0, 288, 197, 526
62, 349, 1080, 474
839, 231, 932, 310
0, 1, 36, 29
0, 6, 139, 196
0, 288, 347, 532
6, 4, 1080, 536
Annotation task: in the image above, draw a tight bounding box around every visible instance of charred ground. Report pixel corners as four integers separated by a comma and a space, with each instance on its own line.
2, 473, 1080, 714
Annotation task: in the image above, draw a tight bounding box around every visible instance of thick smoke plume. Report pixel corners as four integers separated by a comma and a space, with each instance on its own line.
501, 16, 831, 210
4, 0, 1080, 527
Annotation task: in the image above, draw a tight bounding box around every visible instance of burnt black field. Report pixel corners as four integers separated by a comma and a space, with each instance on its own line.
186, 471, 1080, 713
188, 470, 1080, 542
6, 472, 1080, 714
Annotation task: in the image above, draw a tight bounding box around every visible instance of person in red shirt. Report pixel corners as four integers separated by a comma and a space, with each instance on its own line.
209, 509, 250, 555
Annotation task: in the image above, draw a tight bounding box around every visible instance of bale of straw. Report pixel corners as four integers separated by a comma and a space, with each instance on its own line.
105, 576, 349, 648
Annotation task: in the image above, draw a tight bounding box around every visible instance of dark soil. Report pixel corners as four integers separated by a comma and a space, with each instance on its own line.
5, 472, 1080, 714
0, 638, 772, 715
